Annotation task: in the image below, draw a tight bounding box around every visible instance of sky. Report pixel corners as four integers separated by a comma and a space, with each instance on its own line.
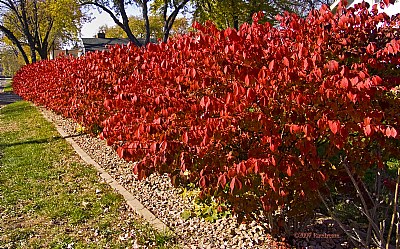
80, 7, 141, 38
80, 2, 399, 38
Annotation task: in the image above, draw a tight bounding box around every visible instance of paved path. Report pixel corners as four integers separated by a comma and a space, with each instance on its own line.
0, 78, 22, 107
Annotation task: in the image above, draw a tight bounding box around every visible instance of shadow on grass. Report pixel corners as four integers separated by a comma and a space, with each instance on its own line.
0, 92, 22, 106
0, 134, 82, 149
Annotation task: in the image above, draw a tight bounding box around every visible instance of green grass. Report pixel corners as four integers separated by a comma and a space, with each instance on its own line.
0, 101, 177, 248
3, 79, 13, 92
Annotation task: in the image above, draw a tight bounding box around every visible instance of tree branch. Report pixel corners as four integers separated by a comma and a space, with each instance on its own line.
0, 24, 30, 64
80, 0, 142, 46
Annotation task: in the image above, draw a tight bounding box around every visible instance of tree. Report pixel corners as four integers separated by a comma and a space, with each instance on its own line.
192, 0, 336, 30
0, 25, 29, 64
0, 0, 85, 63
0, 0, 38, 63
192, 0, 246, 30
0, 44, 24, 75
151, 0, 190, 42
81, 0, 150, 46
82, 0, 190, 45
100, 15, 189, 40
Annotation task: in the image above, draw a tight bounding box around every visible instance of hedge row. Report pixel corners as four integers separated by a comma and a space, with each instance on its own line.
13, 3, 400, 216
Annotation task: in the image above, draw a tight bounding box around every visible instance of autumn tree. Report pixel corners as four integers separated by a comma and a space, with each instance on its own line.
192, 0, 336, 30
0, 0, 85, 63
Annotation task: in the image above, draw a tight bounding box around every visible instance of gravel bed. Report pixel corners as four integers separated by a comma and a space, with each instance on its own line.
41, 108, 352, 249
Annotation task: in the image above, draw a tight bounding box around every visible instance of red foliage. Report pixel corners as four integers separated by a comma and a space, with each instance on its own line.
13, 3, 400, 215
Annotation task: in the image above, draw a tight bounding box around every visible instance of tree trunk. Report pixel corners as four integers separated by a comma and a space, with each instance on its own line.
162, 0, 190, 43
38, 43, 48, 60
233, 15, 239, 30
118, 0, 143, 46
20, 0, 38, 62
30, 45, 37, 63
162, 24, 171, 43
142, 0, 150, 45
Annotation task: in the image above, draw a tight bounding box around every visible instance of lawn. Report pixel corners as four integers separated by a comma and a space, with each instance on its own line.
0, 101, 176, 248
2, 79, 13, 92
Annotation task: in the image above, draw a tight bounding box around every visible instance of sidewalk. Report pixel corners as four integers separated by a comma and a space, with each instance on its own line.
0, 78, 21, 107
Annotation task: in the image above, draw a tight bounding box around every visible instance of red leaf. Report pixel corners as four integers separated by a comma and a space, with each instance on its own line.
236, 162, 246, 175
245, 75, 250, 86
327, 60, 339, 72
153, 117, 161, 125
104, 99, 112, 110
283, 57, 289, 67
150, 142, 157, 153
290, 124, 301, 134
258, 67, 267, 80
386, 127, 398, 138
230, 177, 236, 193
269, 60, 275, 71
383, 0, 389, 6
287, 166, 292, 176
190, 68, 196, 78
386, 127, 391, 137
160, 141, 168, 151
366, 43, 376, 54
318, 171, 326, 181
200, 96, 209, 108
268, 178, 276, 192
364, 117, 372, 125
340, 78, 349, 89
199, 176, 206, 188
270, 142, 277, 152
364, 125, 373, 136
182, 131, 189, 144
246, 88, 256, 101
226, 92, 232, 104
140, 107, 146, 116
138, 169, 146, 180
347, 92, 357, 103
328, 120, 340, 134
391, 128, 398, 138
117, 147, 124, 158
218, 174, 227, 188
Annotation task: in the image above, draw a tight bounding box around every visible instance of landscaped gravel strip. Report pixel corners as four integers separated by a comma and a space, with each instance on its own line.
39, 107, 351, 249
41, 112, 170, 233
39, 108, 278, 249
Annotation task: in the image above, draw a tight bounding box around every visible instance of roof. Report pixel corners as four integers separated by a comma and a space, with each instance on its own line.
81, 38, 131, 53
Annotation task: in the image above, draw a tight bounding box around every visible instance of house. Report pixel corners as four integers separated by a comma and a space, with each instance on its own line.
330, 0, 400, 14
81, 33, 130, 54
49, 33, 157, 59
81, 33, 156, 54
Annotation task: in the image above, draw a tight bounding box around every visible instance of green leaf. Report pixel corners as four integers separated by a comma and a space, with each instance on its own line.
180, 210, 193, 220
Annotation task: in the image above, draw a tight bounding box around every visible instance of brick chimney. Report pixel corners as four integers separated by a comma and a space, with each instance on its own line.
97, 32, 106, 38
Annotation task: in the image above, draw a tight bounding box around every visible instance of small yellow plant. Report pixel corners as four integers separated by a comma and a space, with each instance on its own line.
75, 124, 86, 134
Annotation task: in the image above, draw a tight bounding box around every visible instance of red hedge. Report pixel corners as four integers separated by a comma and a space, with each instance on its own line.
13, 3, 400, 215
